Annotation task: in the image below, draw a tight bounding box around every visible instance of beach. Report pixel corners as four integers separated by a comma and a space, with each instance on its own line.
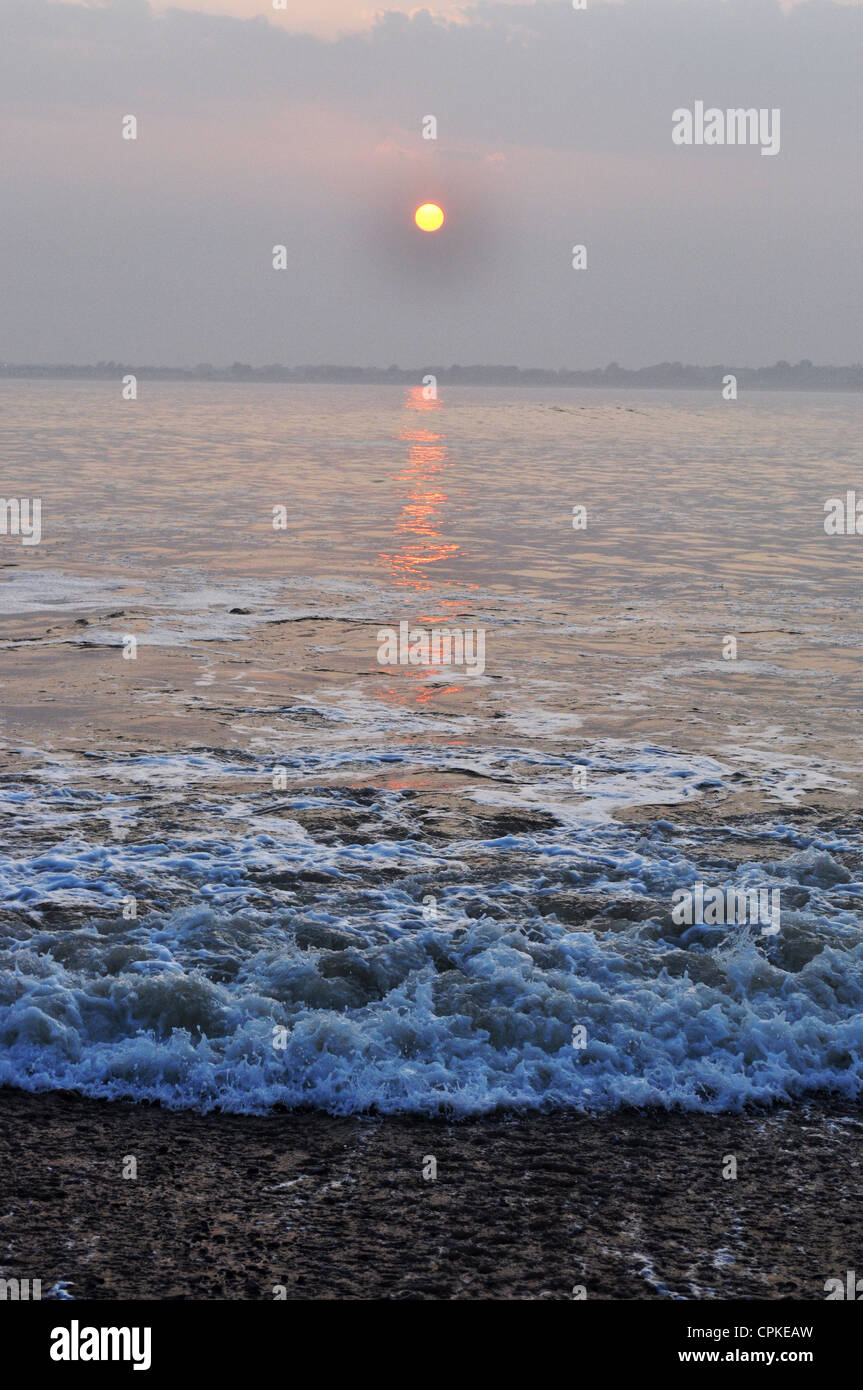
2, 1087, 860, 1300
2, 383, 863, 1300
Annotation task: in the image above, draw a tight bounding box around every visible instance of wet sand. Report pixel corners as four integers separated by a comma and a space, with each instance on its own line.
1, 1087, 860, 1300
3, 590, 862, 784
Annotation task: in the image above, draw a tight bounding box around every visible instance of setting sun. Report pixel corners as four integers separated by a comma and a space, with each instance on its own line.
414, 202, 445, 232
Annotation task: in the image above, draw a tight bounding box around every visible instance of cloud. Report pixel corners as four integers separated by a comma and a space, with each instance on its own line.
4, 0, 861, 155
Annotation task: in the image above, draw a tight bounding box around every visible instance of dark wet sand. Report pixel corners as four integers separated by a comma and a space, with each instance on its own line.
1, 1088, 860, 1300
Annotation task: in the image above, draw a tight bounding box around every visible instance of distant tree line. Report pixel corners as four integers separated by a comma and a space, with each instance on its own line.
2, 360, 861, 389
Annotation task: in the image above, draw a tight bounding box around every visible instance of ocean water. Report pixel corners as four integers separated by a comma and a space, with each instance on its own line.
1, 382, 862, 1115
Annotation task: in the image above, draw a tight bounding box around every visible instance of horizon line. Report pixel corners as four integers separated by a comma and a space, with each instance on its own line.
2, 359, 863, 390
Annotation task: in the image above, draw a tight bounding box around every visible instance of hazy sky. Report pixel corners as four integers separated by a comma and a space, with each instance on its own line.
4, 0, 863, 368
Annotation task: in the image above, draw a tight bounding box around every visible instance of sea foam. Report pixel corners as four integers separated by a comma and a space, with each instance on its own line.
1, 745, 861, 1115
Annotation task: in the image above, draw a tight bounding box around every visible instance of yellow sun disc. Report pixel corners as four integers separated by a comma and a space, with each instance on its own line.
414, 202, 445, 232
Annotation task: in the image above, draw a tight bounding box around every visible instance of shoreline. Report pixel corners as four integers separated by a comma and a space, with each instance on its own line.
2, 1086, 860, 1301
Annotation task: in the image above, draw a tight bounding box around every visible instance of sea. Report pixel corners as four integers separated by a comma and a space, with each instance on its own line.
1, 381, 862, 1115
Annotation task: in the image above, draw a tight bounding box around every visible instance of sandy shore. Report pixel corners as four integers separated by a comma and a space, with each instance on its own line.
1, 1087, 860, 1300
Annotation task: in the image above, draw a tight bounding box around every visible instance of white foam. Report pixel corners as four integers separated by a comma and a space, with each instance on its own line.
1, 744, 861, 1116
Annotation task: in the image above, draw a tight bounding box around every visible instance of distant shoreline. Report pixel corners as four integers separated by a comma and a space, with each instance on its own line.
2, 362, 863, 391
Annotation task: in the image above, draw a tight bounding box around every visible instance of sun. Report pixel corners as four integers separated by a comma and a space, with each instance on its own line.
414, 202, 445, 232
